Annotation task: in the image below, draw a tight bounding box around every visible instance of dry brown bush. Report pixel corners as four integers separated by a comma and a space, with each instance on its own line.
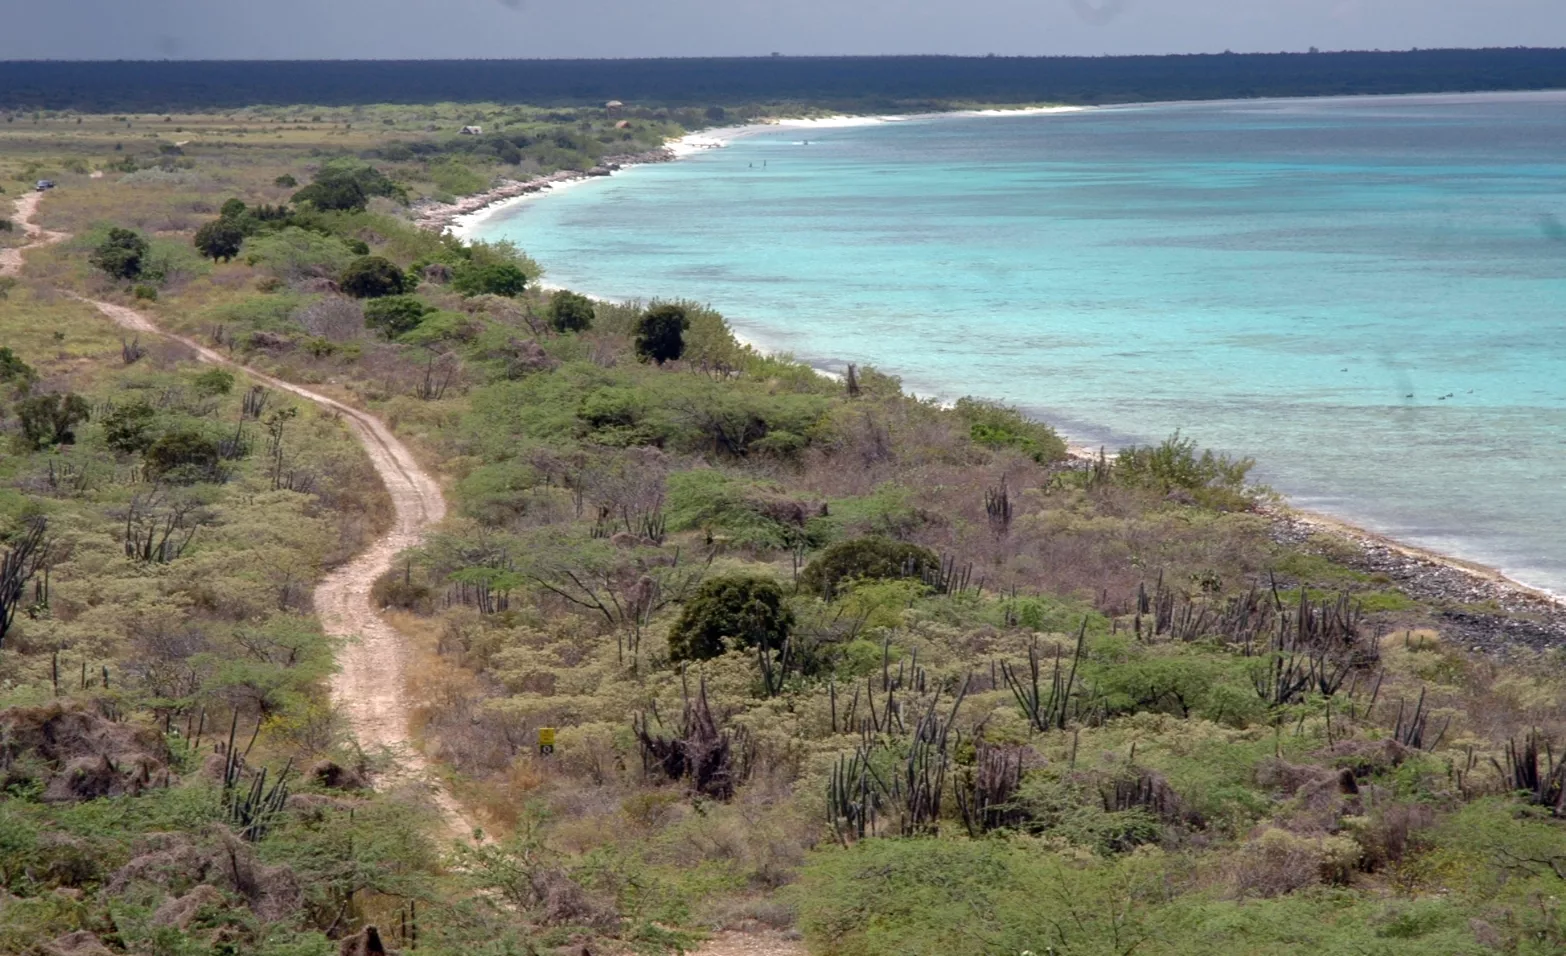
0, 702, 172, 802
1350, 801, 1437, 873
107, 830, 304, 922
295, 295, 365, 342
1229, 827, 1359, 898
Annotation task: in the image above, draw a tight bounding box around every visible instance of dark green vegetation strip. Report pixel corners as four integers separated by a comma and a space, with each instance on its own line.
5, 49, 1566, 112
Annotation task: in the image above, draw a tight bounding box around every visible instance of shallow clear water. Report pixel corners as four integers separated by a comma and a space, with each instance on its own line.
474, 92, 1566, 594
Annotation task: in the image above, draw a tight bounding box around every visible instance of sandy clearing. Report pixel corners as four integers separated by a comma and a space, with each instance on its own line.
6, 193, 472, 840
687, 933, 806, 956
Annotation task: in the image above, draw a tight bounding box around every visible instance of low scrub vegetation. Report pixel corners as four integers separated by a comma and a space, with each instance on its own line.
5, 103, 1566, 956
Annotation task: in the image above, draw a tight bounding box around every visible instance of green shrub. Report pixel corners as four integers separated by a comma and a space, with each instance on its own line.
795, 838, 1161, 956
634, 305, 689, 365
131, 283, 158, 301
665, 470, 819, 550
547, 290, 595, 333
1115, 431, 1256, 507
291, 159, 404, 212
668, 574, 795, 662
274, 173, 297, 188
16, 393, 90, 449
193, 218, 245, 262
192, 368, 235, 397
0, 347, 36, 394
143, 430, 221, 483
799, 536, 938, 599
243, 227, 355, 281
398, 310, 479, 347
89, 227, 149, 280
427, 158, 488, 196
339, 255, 409, 299
451, 262, 527, 298
363, 295, 433, 338
102, 401, 158, 454
953, 397, 1067, 463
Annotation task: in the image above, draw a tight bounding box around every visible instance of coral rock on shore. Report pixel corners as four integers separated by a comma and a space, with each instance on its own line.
411, 148, 672, 233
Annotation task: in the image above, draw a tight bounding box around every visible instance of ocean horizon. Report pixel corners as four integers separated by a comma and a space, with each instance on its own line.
471, 91, 1566, 597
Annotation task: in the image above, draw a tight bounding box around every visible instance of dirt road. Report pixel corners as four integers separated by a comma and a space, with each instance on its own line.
0, 191, 68, 277
5, 194, 469, 838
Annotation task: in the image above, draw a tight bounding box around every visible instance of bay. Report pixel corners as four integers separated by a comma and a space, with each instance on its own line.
472, 92, 1566, 595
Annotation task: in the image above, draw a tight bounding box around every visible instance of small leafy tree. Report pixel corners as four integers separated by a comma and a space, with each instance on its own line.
274, 174, 298, 188
799, 536, 939, 599
669, 574, 795, 662
0, 347, 36, 395
547, 290, 595, 333
339, 256, 409, 299
0, 517, 49, 650
193, 218, 245, 262
89, 227, 149, 280
635, 305, 690, 365
219, 198, 249, 220
363, 295, 433, 338
16, 393, 90, 449
291, 160, 403, 212
452, 262, 527, 298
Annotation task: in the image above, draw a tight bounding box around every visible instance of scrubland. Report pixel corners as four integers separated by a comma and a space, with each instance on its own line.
4, 105, 1566, 956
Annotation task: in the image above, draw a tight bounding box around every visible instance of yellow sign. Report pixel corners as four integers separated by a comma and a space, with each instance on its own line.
538, 727, 556, 755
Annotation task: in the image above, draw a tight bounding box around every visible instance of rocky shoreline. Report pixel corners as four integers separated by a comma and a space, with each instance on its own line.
1268, 510, 1566, 655
410, 147, 675, 233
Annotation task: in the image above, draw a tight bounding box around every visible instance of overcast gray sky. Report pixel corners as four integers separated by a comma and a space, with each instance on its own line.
3, 0, 1564, 60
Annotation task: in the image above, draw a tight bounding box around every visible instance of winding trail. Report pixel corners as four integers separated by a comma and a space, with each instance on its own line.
4, 193, 470, 839
0, 191, 68, 275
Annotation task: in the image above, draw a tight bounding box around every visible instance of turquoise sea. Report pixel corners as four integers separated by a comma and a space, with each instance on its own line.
472, 92, 1566, 595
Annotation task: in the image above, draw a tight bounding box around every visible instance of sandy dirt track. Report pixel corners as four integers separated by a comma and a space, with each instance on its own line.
0, 191, 68, 277
5, 193, 469, 838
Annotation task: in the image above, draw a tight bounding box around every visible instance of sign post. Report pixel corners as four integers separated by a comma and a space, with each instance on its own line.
538, 727, 556, 756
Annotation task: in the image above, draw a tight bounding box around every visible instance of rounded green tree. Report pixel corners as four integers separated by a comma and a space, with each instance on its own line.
89, 227, 149, 280
669, 574, 795, 663
547, 290, 595, 333
339, 256, 409, 299
452, 262, 528, 298
799, 536, 939, 599
364, 295, 433, 339
193, 219, 245, 262
143, 430, 222, 483
634, 304, 690, 365
17, 393, 91, 449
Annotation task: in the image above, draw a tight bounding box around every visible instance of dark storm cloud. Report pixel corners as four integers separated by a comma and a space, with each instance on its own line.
2, 0, 1564, 59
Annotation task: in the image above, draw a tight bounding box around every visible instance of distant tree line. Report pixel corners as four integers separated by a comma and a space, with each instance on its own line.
4, 49, 1566, 112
